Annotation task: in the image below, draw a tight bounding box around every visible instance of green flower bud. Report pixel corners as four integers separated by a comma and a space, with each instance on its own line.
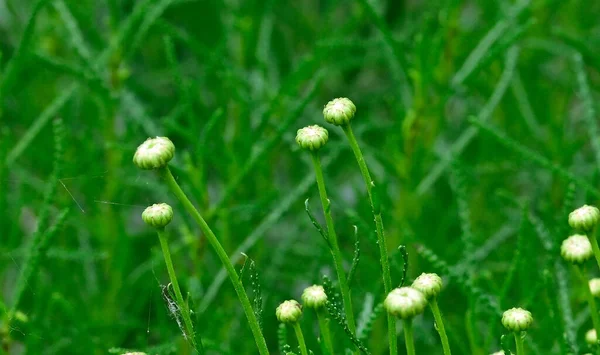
384, 287, 427, 319
561, 234, 593, 264
501, 307, 533, 332
412, 273, 443, 300
142, 203, 173, 229
586, 329, 597, 346
301, 285, 327, 309
323, 97, 356, 126
276, 300, 302, 323
590, 278, 600, 298
569, 205, 600, 233
296, 125, 328, 152
133, 137, 175, 170
490, 351, 512, 355
121, 353, 147, 355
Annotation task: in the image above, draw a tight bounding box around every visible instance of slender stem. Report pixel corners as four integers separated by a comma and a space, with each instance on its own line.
430, 298, 452, 355
588, 232, 600, 271
293, 322, 309, 355
403, 319, 416, 355
317, 309, 335, 355
309, 152, 356, 332
341, 124, 396, 353
159, 167, 269, 355
514, 332, 525, 355
156, 228, 197, 350
576, 265, 600, 340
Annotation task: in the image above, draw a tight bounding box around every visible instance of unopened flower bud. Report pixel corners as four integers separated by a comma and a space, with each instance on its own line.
142, 203, 173, 229
384, 287, 427, 319
276, 300, 302, 323
586, 329, 598, 346
323, 97, 356, 126
296, 125, 328, 152
569, 205, 600, 233
301, 285, 327, 309
133, 137, 175, 170
412, 273, 443, 300
501, 307, 533, 332
590, 278, 600, 298
561, 234, 593, 264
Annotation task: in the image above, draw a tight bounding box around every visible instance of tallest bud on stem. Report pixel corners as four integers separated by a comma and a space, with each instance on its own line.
133, 136, 175, 170
569, 205, 600, 233
323, 97, 356, 126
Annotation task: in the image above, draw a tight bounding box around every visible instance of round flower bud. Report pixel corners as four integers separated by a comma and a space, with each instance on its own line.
276, 300, 302, 323
569, 205, 600, 233
296, 125, 328, 152
501, 307, 533, 332
590, 278, 600, 298
490, 351, 512, 355
323, 97, 356, 126
586, 329, 598, 346
133, 136, 175, 170
384, 287, 427, 320
561, 234, 593, 264
142, 203, 173, 229
301, 285, 327, 309
412, 273, 443, 300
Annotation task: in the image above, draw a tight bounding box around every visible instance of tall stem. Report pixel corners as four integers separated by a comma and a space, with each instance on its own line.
156, 228, 197, 350
403, 319, 416, 355
159, 167, 269, 355
588, 231, 600, 271
430, 298, 452, 355
309, 152, 356, 332
514, 332, 525, 355
341, 124, 396, 353
317, 309, 335, 355
576, 265, 600, 340
293, 322, 309, 355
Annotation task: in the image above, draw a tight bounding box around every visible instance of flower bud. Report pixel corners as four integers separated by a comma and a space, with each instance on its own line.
301, 285, 327, 309
586, 329, 597, 346
276, 300, 302, 323
501, 307, 533, 332
133, 137, 175, 170
122, 353, 147, 355
569, 205, 600, 233
561, 234, 593, 264
590, 278, 600, 298
296, 125, 328, 152
384, 287, 427, 319
412, 273, 443, 300
323, 97, 356, 126
490, 351, 512, 355
142, 203, 173, 229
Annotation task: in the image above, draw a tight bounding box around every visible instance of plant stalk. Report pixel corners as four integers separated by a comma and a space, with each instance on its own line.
309, 152, 356, 332
159, 167, 269, 355
293, 322, 309, 355
587, 231, 600, 271
341, 123, 396, 353
317, 309, 335, 355
576, 265, 600, 342
403, 319, 416, 355
156, 228, 198, 351
514, 332, 525, 355
430, 298, 452, 355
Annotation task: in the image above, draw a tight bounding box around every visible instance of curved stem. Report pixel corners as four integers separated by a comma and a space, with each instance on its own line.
576, 265, 600, 340
317, 309, 335, 355
293, 322, 309, 355
156, 228, 198, 350
514, 332, 525, 355
159, 167, 269, 355
430, 298, 452, 355
587, 232, 600, 271
403, 319, 416, 355
341, 124, 396, 354
309, 152, 356, 332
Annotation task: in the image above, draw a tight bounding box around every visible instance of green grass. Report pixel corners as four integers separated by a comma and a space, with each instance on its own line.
2, 0, 600, 354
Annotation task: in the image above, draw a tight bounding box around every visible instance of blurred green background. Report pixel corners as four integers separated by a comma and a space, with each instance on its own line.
1, 0, 600, 354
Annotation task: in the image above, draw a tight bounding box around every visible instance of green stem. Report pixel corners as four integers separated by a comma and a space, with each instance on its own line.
430, 298, 452, 355
576, 265, 600, 341
309, 152, 356, 333
317, 309, 335, 355
403, 319, 416, 355
588, 232, 600, 271
159, 167, 269, 355
293, 322, 309, 355
514, 332, 525, 355
341, 124, 396, 354
156, 228, 197, 350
